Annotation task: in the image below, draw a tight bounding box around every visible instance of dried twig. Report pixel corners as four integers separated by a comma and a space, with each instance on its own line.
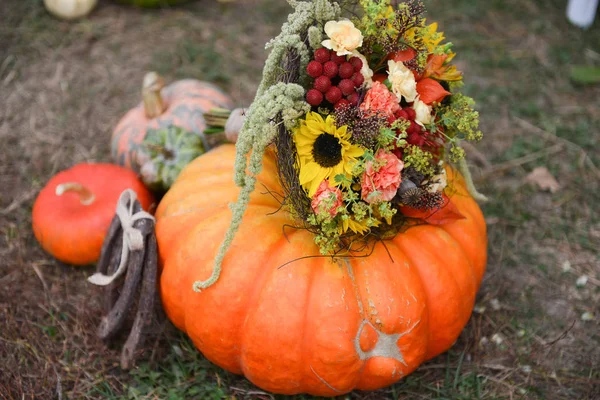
476, 144, 564, 181
513, 117, 600, 178
543, 319, 576, 346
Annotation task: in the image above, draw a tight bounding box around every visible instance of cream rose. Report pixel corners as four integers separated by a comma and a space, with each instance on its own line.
351, 50, 374, 88
322, 20, 363, 56
387, 60, 417, 103
413, 97, 433, 126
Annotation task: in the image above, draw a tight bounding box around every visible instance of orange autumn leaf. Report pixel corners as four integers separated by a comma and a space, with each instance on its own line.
423, 54, 447, 78
424, 54, 463, 81
416, 78, 451, 104
400, 194, 465, 225
389, 48, 417, 63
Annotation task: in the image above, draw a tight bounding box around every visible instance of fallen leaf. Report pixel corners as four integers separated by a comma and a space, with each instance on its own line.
490, 298, 501, 310
525, 167, 560, 193
576, 275, 588, 287
473, 305, 486, 314
491, 333, 504, 345
581, 312, 594, 321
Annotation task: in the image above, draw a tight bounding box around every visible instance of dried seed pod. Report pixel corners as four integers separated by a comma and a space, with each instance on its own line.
400, 187, 427, 207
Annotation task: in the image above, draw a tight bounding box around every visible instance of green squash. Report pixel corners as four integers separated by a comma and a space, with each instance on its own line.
138, 126, 205, 192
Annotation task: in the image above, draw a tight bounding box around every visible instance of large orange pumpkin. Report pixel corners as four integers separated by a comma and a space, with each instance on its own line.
156, 144, 487, 396
111, 72, 233, 171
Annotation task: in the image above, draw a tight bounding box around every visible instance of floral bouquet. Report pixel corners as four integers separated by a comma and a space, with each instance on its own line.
220, 0, 485, 258
156, 0, 488, 396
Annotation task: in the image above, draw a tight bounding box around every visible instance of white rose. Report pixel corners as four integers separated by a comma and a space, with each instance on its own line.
387, 60, 417, 103
413, 97, 433, 127
351, 50, 374, 88
322, 20, 363, 56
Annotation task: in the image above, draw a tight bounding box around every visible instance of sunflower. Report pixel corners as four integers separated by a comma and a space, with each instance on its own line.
339, 217, 380, 235
294, 112, 364, 197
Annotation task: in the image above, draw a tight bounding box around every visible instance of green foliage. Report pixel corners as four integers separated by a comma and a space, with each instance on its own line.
437, 93, 482, 142
127, 337, 229, 400
379, 119, 408, 150
435, 93, 482, 162
569, 66, 600, 85
377, 201, 396, 224
356, 0, 427, 71
403, 145, 435, 175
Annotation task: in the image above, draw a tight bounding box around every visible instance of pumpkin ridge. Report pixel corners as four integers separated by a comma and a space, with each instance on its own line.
346, 242, 429, 389
341, 259, 372, 385
380, 241, 430, 378
160, 207, 235, 329
238, 229, 304, 377
439, 197, 487, 285
298, 253, 319, 395
177, 207, 292, 374
430, 227, 478, 300
394, 231, 464, 359
411, 227, 475, 335
157, 206, 231, 266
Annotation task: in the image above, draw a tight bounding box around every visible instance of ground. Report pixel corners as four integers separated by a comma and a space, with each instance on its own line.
0, 0, 599, 399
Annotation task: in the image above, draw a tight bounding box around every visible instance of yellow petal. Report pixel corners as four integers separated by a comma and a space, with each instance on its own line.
299, 161, 320, 185
345, 146, 364, 158
307, 168, 329, 197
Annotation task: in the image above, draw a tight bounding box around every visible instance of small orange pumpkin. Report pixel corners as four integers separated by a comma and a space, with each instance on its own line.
156, 145, 487, 396
111, 72, 233, 171
32, 163, 154, 265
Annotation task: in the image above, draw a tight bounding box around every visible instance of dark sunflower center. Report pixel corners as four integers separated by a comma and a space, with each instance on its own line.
312, 133, 342, 168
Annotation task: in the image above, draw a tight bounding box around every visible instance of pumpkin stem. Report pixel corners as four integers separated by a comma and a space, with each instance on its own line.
142, 72, 167, 119
55, 182, 96, 205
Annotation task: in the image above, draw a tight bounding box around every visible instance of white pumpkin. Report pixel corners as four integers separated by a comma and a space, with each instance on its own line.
44, 0, 97, 20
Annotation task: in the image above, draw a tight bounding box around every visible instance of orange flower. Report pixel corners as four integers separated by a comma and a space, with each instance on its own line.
311, 180, 343, 218
416, 78, 451, 105
360, 81, 400, 118
423, 54, 462, 82
361, 149, 404, 204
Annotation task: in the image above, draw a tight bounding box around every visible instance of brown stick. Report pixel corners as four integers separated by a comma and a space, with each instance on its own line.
120, 231, 158, 369
97, 215, 153, 340
103, 231, 123, 314
102, 200, 143, 314
96, 215, 121, 276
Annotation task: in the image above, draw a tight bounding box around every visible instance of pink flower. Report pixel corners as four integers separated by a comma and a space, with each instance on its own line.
311, 180, 344, 218
361, 149, 404, 203
359, 81, 400, 118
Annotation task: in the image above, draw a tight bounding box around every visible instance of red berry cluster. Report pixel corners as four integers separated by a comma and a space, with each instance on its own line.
306, 48, 365, 109
394, 107, 424, 146
394, 107, 444, 156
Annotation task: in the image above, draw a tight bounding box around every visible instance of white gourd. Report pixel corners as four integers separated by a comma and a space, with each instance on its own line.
44, 0, 97, 20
